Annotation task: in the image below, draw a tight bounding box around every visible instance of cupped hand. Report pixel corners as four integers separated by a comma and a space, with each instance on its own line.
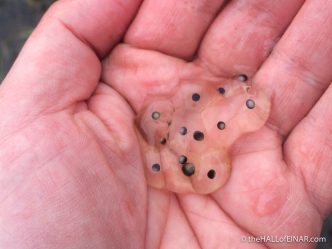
0, 1, 331, 249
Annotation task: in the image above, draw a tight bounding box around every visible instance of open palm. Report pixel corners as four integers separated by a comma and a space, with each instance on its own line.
0, 0, 331, 248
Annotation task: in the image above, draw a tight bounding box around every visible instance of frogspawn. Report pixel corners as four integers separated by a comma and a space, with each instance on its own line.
135, 77, 270, 194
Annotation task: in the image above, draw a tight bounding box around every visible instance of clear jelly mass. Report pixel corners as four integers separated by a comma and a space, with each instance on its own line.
135, 79, 271, 194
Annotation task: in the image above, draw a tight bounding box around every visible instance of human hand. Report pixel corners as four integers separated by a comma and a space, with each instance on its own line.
1, 1, 332, 249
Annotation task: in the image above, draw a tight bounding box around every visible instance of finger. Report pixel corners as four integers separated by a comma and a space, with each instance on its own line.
145, 189, 170, 249
212, 144, 323, 247
179, 194, 266, 249
197, 0, 304, 76
255, 0, 332, 135
125, 0, 227, 59
159, 195, 201, 249
0, 0, 141, 124
285, 83, 332, 216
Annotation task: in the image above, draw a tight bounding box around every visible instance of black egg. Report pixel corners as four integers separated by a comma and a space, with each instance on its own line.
192, 93, 200, 102
179, 127, 187, 135
238, 74, 248, 82
217, 87, 225, 95
207, 169, 216, 179
182, 163, 195, 176
246, 99, 255, 109
178, 155, 187, 164
193, 131, 204, 141
152, 111, 160, 120
217, 121, 226, 130
152, 163, 161, 172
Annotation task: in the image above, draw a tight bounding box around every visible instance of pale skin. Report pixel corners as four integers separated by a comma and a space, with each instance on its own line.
0, 0, 332, 248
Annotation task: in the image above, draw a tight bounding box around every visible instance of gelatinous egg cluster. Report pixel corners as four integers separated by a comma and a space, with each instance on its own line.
135, 76, 271, 194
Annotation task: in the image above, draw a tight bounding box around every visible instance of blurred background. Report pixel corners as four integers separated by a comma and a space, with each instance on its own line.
0, 0, 52, 81
0, 1, 331, 248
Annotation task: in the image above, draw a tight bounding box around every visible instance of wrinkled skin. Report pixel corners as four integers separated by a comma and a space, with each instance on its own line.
0, 0, 332, 248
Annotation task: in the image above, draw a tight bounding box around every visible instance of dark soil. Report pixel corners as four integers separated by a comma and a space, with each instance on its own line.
0, 0, 52, 81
